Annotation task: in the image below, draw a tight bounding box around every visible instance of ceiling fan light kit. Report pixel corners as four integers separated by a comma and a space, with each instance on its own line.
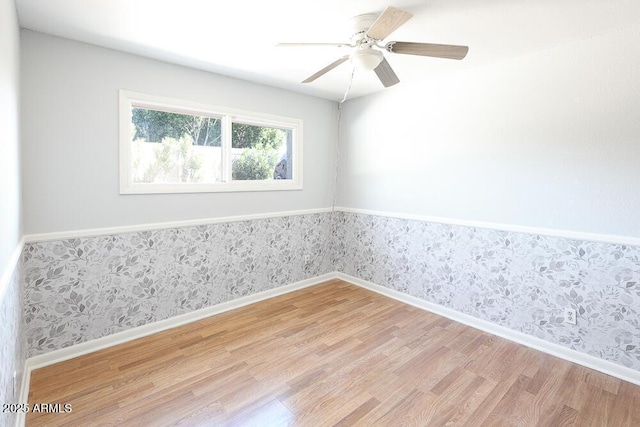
279, 6, 469, 89
350, 49, 383, 70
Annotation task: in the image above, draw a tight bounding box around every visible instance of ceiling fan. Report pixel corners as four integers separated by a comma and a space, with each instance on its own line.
278, 6, 469, 88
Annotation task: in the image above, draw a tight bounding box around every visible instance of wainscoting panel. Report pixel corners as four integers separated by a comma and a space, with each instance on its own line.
0, 254, 24, 427
332, 211, 640, 371
20, 209, 640, 375
22, 213, 333, 357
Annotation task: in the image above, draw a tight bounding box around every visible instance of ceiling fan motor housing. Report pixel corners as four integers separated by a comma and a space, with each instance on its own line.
349, 13, 378, 45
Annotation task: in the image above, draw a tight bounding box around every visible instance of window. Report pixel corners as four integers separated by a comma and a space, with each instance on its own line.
119, 90, 302, 194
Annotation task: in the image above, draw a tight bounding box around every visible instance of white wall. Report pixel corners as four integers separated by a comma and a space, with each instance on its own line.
339, 24, 640, 238
0, 0, 21, 267
0, 1, 23, 424
21, 30, 338, 235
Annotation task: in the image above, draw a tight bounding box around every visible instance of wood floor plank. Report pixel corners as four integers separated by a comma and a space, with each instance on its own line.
26, 280, 640, 426
332, 396, 380, 426
225, 398, 293, 427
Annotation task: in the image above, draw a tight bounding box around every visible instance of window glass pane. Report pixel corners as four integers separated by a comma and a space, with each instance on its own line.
121, 91, 302, 193
231, 122, 292, 181
130, 107, 222, 184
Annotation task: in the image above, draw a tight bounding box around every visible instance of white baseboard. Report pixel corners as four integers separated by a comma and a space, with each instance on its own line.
336, 272, 640, 387
15, 364, 31, 427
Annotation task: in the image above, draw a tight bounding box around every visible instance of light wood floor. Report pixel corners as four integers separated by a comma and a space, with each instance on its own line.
27, 280, 640, 426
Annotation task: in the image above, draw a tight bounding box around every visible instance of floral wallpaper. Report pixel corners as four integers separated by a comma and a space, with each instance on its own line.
20, 210, 640, 373
332, 211, 640, 371
1, 261, 24, 427
22, 213, 333, 358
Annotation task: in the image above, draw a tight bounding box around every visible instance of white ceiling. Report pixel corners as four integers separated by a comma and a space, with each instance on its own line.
15, 0, 640, 101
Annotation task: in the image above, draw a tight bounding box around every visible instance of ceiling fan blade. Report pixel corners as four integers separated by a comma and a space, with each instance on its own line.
366, 7, 413, 40
386, 42, 469, 60
374, 57, 400, 88
302, 55, 350, 83
277, 42, 351, 48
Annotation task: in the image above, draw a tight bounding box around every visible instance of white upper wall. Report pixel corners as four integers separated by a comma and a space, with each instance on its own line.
338, 24, 640, 238
21, 30, 338, 235
0, 0, 21, 270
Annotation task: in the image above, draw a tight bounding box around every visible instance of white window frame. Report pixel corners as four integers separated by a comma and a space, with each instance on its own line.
119, 90, 303, 194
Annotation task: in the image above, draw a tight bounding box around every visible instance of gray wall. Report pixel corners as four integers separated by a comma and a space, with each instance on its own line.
338, 24, 640, 238
0, 0, 21, 271
21, 30, 338, 235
